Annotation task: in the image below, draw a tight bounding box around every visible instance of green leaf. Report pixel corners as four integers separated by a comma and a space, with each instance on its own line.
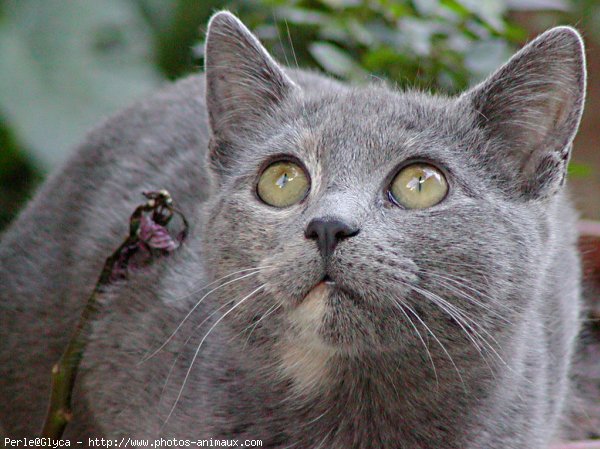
505, 0, 569, 11
455, 0, 506, 30
309, 41, 364, 78
397, 17, 438, 56
413, 0, 442, 16
319, 0, 363, 9
275, 7, 329, 25
568, 162, 593, 178
464, 39, 512, 83
0, 0, 163, 169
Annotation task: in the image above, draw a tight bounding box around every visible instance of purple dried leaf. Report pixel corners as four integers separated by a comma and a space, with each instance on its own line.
138, 214, 179, 252
105, 192, 187, 282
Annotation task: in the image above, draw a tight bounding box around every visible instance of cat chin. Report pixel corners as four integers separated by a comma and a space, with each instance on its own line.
278, 282, 370, 391
285, 281, 375, 354
279, 282, 392, 392
287, 281, 331, 341
275, 282, 333, 391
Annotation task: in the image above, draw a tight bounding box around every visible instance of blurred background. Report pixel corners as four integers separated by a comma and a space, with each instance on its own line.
0, 0, 599, 231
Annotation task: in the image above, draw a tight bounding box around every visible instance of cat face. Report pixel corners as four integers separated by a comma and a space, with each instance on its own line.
201, 12, 585, 378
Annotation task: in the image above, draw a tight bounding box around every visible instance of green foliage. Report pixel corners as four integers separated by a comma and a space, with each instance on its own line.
0, 119, 42, 231
232, 0, 523, 93
568, 162, 594, 178
0, 0, 162, 168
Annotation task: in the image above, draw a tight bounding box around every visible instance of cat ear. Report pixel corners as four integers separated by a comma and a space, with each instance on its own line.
204, 11, 297, 146
462, 27, 586, 199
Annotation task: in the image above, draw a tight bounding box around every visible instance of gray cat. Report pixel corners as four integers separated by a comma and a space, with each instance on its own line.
0, 11, 587, 448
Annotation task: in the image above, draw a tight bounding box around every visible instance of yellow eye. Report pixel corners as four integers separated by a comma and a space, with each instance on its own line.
390, 163, 448, 209
257, 161, 310, 208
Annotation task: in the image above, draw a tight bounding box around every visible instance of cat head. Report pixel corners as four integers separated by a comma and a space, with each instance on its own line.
201, 11, 585, 387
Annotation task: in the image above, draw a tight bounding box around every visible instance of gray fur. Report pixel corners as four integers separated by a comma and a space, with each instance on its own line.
0, 11, 586, 448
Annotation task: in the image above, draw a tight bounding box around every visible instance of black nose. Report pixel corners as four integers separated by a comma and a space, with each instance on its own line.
305, 218, 359, 258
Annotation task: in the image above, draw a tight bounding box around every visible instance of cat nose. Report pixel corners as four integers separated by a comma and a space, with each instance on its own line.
305, 218, 359, 258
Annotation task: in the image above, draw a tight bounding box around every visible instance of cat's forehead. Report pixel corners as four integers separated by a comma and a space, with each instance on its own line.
308, 87, 455, 122
285, 87, 472, 179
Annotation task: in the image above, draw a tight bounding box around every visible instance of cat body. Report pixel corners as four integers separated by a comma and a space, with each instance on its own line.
0, 12, 586, 448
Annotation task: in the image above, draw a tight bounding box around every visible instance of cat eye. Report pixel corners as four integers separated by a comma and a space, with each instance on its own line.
257, 160, 310, 208
389, 163, 448, 209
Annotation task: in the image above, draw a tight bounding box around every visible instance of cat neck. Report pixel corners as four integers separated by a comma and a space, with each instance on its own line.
269, 348, 469, 448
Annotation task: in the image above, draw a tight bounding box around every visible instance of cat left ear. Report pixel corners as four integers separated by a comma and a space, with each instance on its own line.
204, 11, 297, 147
462, 27, 586, 199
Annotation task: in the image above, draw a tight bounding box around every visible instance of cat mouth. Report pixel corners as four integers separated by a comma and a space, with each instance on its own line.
302, 275, 336, 304
322, 274, 336, 285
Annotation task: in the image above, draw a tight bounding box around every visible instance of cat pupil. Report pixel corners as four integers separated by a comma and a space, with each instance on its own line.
407, 176, 425, 192
276, 173, 289, 189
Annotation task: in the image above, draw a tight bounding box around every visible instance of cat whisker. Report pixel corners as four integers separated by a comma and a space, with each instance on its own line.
283, 17, 310, 123
418, 267, 524, 314
281, 442, 299, 449
240, 302, 282, 349
416, 285, 495, 351
302, 407, 332, 426
157, 349, 179, 410
162, 284, 266, 427
422, 272, 514, 324
383, 295, 440, 388
393, 291, 467, 389
407, 283, 506, 374
272, 11, 292, 69
409, 285, 531, 383
408, 279, 496, 340
157, 297, 242, 409
284, 20, 299, 69
314, 428, 334, 449
139, 266, 271, 364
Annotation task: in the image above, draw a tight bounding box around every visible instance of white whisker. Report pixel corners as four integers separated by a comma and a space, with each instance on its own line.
424, 272, 513, 324
408, 283, 506, 375
157, 298, 238, 408
162, 284, 266, 427
241, 302, 282, 349
384, 295, 439, 387
397, 293, 466, 389
139, 267, 271, 364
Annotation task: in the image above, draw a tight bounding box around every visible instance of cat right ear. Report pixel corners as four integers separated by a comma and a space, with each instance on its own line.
204, 11, 298, 171
462, 27, 586, 200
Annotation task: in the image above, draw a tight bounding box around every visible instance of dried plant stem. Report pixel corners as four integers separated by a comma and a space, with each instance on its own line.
40, 190, 187, 438
40, 242, 132, 437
